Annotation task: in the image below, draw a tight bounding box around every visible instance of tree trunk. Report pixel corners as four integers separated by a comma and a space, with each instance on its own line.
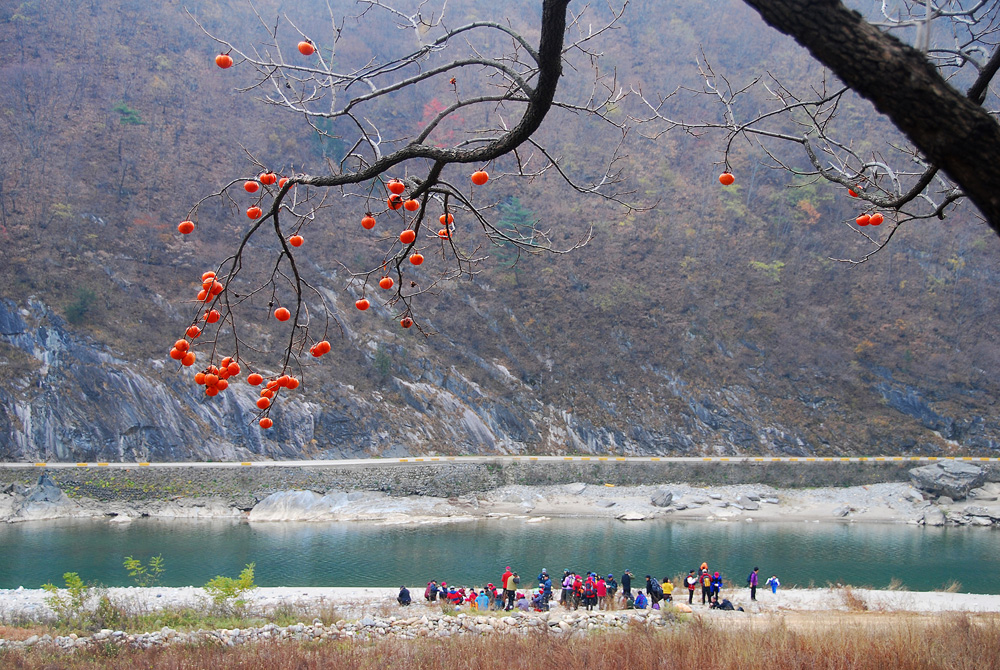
743, 0, 1000, 236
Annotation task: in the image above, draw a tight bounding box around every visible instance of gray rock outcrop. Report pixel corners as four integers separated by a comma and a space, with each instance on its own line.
737, 495, 759, 510
4, 473, 82, 522
650, 489, 673, 507
909, 461, 986, 500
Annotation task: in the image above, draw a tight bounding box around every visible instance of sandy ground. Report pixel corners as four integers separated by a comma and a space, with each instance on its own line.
2, 585, 999, 624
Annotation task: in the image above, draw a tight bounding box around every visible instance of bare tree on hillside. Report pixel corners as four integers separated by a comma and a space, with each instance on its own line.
174, 0, 1000, 427
638, 0, 1000, 262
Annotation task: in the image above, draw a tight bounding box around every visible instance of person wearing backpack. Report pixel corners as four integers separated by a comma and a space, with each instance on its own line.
583, 575, 598, 610
504, 571, 518, 610
645, 575, 663, 606
748, 567, 759, 601
701, 570, 712, 605
685, 570, 698, 604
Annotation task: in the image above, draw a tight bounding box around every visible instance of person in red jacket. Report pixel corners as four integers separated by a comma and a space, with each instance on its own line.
685, 570, 698, 604
596, 575, 608, 609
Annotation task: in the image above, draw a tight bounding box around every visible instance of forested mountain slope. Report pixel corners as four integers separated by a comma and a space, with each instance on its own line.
0, 0, 997, 460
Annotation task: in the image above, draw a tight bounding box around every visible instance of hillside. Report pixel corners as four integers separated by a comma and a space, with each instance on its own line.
0, 0, 997, 461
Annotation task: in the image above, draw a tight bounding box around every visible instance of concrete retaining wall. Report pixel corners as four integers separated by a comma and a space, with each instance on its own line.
0, 460, 952, 509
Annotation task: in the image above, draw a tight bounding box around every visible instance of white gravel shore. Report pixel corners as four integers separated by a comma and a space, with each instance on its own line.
3, 585, 999, 623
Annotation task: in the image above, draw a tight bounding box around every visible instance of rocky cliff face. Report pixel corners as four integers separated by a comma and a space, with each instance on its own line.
2, 0, 1000, 461
2, 294, 999, 461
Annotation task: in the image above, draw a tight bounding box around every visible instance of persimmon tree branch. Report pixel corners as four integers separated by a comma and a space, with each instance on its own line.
174, 0, 645, 428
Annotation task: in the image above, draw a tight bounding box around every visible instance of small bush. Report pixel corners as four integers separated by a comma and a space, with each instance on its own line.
204, 564, 256, 614
41, 572, 93, 629
124, 555, 165, 587
64, 288, 97, 325
886, 577, 908, 591
837, 585, 869, 611
937, 579, 962, 593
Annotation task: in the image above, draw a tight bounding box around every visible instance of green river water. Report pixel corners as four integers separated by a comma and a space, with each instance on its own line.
1, 518, 997, 593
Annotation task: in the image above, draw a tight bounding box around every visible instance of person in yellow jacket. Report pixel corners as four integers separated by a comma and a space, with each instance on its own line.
661, 577, 674, 602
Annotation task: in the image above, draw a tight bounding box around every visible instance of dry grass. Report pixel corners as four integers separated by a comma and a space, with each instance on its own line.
2, 614, 999, 670
0, 625, 49, 641
937, 580, 963, 593
887, 578, 909, 591
836, 585, 869, 611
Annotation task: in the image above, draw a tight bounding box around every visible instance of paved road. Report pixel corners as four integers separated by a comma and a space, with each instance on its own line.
0, 455, 997, 469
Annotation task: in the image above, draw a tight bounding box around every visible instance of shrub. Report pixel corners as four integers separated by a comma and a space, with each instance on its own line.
64, 287, 97, 325
204, 564, 256, 614
41, 572, 93, 629
123, 555, 165, 588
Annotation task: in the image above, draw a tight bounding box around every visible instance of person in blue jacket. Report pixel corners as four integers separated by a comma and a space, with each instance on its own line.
634, 590, 647, 609
711, 572, 723, 602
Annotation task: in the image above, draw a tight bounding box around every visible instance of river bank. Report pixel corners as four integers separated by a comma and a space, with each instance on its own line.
4, 477, 1000, 527
2, 585, 999, 652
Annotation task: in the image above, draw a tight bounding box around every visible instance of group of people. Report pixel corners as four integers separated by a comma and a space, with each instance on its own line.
410, 563, 780, 612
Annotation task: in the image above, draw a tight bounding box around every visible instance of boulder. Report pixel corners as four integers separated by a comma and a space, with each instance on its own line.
922, 506, 947, 526
8, 473, 81, 522
737, 495, 759, 510
909, 461, 986, 500
833, 505, 851, 518
650, 489, 673, 507
24, 473, 65, 503
563, 483, 587, 495
964, 505, 989, 517
248, 490, 327, 521
616, 511, 646, 521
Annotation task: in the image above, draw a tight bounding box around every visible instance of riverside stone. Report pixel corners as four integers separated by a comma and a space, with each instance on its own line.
909, 462, 986, 500
922, 506, 947, 526
650, 489, 673, 507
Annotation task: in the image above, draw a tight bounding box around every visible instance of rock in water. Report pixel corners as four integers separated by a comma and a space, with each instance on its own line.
922, 506, 947, 526
650, 489, 673, 507
909, 462, 986, 500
